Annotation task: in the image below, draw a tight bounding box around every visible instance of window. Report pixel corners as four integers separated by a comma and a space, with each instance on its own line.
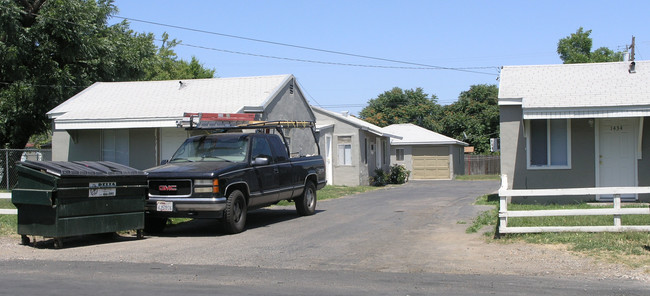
102, 129, 129, 165
251, 137, 273, 161
338, 144, 352, 165
527, 119, 570, 169
396, 148, 405, 161
337, 136, 352, 166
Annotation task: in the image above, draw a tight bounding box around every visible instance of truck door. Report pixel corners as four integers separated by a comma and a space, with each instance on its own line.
268, 135, 294, 200
249, 136, 280, 206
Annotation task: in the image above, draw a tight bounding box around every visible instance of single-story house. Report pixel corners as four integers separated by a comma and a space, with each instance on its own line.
311, 106, 399, 186
382, 123, 467, 180
498, 60, 650, 203
47, 74, 317, 170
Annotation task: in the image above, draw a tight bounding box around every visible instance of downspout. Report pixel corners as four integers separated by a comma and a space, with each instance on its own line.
638, 117, 644, 160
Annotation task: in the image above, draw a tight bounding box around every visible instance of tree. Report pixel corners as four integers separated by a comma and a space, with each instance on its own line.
0, 0, 156, 148
0, 0, 216, 148
359, 87, 442, 131
557, 27, 624, 64
145, 32, 215, 80
439, 84, 499, 154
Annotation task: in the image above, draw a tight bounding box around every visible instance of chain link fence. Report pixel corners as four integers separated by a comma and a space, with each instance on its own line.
464, 154, 500, 175
0, 149, 52, 190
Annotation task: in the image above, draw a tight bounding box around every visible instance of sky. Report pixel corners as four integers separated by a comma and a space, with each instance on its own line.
110, 0, 650, 115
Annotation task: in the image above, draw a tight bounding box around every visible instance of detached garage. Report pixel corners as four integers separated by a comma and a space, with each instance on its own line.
384, 124, 467, 180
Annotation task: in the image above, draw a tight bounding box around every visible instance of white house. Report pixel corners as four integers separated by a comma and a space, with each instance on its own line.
47, 74, 316, 169
312, 106, 399, 186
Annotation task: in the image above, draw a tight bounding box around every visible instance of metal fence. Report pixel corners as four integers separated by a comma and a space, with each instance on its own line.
0, 149, 52, 190
464, 154, 500, 175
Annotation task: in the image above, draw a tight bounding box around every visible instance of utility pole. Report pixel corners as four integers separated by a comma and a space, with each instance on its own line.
628, 36, 635, 61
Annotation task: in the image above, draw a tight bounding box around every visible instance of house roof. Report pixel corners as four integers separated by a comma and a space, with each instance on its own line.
498, 61, 650, 119
311, 106, 401, 139
383, 123, 467, 146
48, 74, 298, 129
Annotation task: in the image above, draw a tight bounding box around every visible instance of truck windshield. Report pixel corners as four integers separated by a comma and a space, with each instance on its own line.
170, 134, 249, 163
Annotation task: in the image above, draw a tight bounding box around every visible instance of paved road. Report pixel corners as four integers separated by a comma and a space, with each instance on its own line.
2, 180, 649, 295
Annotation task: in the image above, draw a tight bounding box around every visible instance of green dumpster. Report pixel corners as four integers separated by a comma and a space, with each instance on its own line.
12, 161, 147, 248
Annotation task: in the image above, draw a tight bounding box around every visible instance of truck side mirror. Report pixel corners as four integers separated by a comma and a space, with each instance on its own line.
251, 157, 269, 166
160, 160, 168, 165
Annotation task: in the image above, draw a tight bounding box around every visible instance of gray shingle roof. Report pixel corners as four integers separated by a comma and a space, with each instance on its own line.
311, 106, 400, 138
48, 74, 294, 128
383, 123, 467, 146
498, 61, 650, 119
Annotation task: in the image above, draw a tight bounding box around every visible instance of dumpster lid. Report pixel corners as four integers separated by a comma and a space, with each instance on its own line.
19, 161, 146, 177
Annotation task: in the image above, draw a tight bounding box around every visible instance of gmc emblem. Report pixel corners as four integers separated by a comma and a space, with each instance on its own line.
158, 185, 178, 192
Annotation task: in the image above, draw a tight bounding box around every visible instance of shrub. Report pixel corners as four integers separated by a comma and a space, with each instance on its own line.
371, 168, 388, 186
389, 164, 410, 184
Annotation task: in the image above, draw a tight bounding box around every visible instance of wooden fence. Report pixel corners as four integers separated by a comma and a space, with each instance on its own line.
464, 155, 500, 175
498, 175, 650, 233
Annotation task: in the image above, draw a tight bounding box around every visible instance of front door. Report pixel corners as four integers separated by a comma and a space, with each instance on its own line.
597, 118, 638, 201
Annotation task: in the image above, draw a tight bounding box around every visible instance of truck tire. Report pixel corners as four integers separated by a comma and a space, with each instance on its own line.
223, 190, 247, 234
144, 216, 167, 234
295, 182, 317, 216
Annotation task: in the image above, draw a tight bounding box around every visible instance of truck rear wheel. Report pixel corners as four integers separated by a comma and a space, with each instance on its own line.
223, 190, 247, 234
295, 182, 317, 216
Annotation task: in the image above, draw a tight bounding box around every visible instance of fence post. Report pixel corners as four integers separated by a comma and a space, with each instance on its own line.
613, 194, 621, 228
498, 174, 509, 230
5, 150, 8, 190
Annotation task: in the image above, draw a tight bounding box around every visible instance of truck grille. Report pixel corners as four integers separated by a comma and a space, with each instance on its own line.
148, 179, 192, 196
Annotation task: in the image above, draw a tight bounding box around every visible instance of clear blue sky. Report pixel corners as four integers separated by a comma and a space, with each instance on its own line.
111, 0, 650, 115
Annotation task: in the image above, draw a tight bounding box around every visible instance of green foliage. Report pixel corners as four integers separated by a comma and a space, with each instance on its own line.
360, 84, 499, 155
468, 196, 650, 268
370, 168, 388, 186
359, 87, 442, 131
388, 164, 409, 184
557, 27, 624, 64
456, 175, 501, 181
0, 0, 215, 149
440, 84, 499, 154
145, 33, 215, 81
275, 185, 380, 206
466, 207, 498, 234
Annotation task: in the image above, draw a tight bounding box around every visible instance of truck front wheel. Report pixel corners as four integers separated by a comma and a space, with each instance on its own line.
295, 182, 317, 216
223, 190, 247, 234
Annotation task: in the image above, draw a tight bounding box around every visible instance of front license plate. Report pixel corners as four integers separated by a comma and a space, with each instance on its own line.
156, 201, 173, 212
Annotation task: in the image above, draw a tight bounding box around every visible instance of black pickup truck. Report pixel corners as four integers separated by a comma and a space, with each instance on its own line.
144, 132, 326, 234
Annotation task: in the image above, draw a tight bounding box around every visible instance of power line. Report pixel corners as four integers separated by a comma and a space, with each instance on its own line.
116, 15, 497, 76
170, 40, 499, 72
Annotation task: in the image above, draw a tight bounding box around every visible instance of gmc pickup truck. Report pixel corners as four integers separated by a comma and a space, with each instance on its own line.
144, 131, 326, 234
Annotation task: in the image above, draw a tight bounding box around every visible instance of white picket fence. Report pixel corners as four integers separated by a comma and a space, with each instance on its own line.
498, 176, 650, 233
0, 192, 16, 215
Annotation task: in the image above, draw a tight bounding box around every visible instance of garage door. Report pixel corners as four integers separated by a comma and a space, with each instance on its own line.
412, 147, 449, 179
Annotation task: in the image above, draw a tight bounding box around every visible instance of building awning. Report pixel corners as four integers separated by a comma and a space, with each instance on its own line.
53, 118, 180, 130
522, 105, 650, 120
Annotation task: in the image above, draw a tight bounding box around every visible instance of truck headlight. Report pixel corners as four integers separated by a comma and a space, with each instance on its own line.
194, 179, 219, 193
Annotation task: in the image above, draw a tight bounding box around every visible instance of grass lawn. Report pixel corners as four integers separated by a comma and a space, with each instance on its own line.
0, 199, 17, 236
467, 194, 650, 269
455, 174, 500, 181
275, 185, 381, 206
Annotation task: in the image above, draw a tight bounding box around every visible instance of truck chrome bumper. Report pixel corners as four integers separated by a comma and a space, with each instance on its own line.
146, 197, 227, 212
